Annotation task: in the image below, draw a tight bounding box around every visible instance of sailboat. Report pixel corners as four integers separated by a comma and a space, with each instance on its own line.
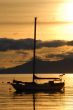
10, 17, 65, 93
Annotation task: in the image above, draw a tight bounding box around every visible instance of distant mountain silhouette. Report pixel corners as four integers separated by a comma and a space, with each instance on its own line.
0, 57, 73, 73
0, 38, 68, 51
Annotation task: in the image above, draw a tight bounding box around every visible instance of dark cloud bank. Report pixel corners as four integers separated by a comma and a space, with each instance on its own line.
0, 38, 72, 51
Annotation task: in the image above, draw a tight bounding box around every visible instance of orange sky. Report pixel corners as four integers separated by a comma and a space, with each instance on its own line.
0, 0, 73, 40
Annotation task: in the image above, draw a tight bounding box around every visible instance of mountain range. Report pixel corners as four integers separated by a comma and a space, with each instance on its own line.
0, 57, 73, 73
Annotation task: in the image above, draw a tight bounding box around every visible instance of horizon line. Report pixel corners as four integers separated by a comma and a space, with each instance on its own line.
0, 21, 73, 25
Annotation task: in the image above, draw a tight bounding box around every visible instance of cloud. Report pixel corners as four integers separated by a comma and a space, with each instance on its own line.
0, 38, 72, 51
40, 40, 66, 47
45, 51, 73, 61
0, 38, 34, 51
67, 41, 73, 46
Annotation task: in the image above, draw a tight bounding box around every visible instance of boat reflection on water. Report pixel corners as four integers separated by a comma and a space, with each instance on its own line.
13, 89, 65, 110
33, 94, 35, 110
13, 92, 36, 110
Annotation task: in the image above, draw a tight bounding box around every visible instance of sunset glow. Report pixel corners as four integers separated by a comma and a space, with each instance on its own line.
57, 3, 73, 22
57, 2, 73, 22
0, 0, 73, 40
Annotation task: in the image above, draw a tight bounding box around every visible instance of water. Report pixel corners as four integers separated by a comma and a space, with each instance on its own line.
0, 74, 73, 110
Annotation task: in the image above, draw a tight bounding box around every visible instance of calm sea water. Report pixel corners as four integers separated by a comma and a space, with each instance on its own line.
0, 74, 73, 110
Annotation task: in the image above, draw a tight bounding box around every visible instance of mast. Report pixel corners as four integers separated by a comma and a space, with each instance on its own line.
33, 17, 37, 82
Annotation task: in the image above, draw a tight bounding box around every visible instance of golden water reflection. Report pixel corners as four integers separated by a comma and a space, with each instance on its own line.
0, 74, 73, 110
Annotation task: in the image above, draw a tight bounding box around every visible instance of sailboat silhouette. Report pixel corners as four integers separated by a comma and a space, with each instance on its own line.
10, 17, 65, 93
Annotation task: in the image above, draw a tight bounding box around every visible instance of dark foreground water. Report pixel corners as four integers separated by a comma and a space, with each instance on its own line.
0, 74, 73, 110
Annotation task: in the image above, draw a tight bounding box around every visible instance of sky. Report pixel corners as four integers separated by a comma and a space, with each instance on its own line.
0, 0, 73, 40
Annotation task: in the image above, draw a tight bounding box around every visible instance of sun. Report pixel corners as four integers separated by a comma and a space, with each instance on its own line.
55, 2, 73, 41
56, 2, 73, 22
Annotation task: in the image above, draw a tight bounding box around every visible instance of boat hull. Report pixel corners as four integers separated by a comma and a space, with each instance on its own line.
11, 82, 64, 93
